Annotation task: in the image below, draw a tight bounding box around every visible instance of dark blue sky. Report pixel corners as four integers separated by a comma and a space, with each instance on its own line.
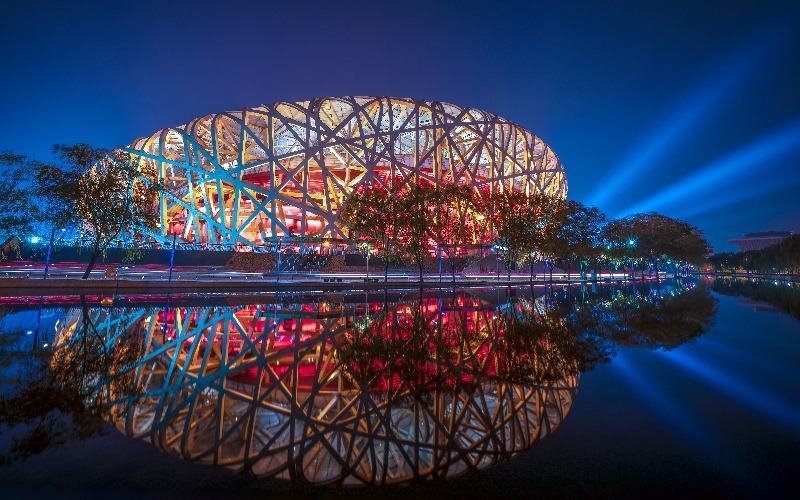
2, 0, 799, 252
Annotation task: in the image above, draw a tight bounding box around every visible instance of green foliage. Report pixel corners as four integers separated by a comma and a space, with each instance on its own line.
394, 183, 438, 280
340, 182, 440, 281
339, 186, 405, 281
485, 191, 561, 278
551, 200, 607, 275
341, 184, 708, 281
709, 276, 800, 320
0, 151, 40, 241
37, 144, 165, 278
709, 234, 800, 274
432, 185, 487, 252
604, 212, 710, 275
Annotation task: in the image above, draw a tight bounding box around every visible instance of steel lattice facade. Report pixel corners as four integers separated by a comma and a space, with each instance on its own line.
85, 294, 577, 485
127, 96, 568, 249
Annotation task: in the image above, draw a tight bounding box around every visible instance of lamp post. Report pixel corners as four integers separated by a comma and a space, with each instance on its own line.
359, 241, 372, 282
168, 231, 177, 283
628, 239, 636, 281
438, 243, 443, 283
276, 238, 283, 283
42, 227, 57, 279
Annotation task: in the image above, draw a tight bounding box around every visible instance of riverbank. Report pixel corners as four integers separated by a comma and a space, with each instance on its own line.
0, 273, 671, 296
701, 271, 800, 281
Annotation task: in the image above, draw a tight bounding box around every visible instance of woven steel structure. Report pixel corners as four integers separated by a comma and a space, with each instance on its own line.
53, 293, 577, 485
126, 96, 567, 249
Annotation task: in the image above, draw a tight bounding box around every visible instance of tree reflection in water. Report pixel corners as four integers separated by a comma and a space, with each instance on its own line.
0, 297, 143, 463
0, 281, 717, 484
708, 276, 800, 320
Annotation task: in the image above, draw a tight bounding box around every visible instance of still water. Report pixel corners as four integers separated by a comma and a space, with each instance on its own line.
0, 278, 798, 497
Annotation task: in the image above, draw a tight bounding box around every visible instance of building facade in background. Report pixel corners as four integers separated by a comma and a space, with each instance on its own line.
729, 231, 793, 252
126, 96, 567, 250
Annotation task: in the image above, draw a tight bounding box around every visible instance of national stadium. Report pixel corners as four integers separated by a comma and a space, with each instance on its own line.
126, 96, 567, 251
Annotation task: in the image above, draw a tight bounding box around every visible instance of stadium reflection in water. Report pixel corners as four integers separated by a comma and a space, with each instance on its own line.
44, 281, 714, 486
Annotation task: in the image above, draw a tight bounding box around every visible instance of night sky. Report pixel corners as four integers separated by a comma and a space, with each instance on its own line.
2, 0, 799, 252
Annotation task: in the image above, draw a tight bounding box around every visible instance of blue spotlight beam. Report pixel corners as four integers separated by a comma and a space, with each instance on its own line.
587, 21, 794, 210
586, 42, 774, 208
655, 350, 800, 435
619, 118, 800, 218
611, 354, 717, 448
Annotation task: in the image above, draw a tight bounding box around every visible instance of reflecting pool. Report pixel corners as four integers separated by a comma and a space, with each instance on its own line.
0, 278, 798, 496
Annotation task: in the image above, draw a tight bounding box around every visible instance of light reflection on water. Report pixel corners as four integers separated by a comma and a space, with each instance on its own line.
2, 278, 798, 493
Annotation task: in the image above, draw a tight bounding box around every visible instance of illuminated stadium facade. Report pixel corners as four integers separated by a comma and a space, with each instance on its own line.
126, 96, 567, 250
51, 292, 577, 485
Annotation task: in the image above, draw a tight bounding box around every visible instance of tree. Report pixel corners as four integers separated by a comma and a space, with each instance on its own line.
38, 144, 164, 279
430, 185, 487, 282
0, 298, 141, 463
552, 200, 607, 280
395, 183, 437, 282
485, 190, 532, 280
709, 234, 800, 275
604, 212, 710, 279
656, 216, 711, 275
525, 193, 563, 281
485, 191, 560, 281
0, 151, 39, 245
339, 186, 404, 282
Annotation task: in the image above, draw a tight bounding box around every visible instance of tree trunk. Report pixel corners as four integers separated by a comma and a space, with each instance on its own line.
438, 246, 443, 283
83, 242, 101, 279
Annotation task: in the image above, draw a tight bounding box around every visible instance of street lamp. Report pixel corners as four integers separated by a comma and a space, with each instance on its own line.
276, 237, 283, 283
358, 241, 372, 282
627, 239, 637, 280
168, 231, 178, 283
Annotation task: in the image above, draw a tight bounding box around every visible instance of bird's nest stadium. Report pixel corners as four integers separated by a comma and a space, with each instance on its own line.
127, 96, 567, 252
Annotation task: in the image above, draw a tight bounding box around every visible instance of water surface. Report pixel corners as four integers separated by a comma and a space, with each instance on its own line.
0, 278, 798, 496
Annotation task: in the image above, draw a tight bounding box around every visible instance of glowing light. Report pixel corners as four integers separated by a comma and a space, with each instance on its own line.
30, 236, 41, 244
611, 354, 715, 447
655, 350, 800, 435
124, 97, 566, 249
619, 118, 800, 217
587, 25, 789, 209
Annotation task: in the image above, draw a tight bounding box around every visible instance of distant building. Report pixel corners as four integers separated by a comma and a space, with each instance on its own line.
729, 231, 793, 252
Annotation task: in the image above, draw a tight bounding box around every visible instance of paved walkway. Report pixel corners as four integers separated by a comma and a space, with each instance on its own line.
0, 263, 665, 296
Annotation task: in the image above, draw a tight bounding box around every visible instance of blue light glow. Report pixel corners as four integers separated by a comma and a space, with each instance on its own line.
586, 37, 777, 208
655, 349, 800, 435
611, 354, 715, 447
695, 338, 798, 381
619, 118, 800, 217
